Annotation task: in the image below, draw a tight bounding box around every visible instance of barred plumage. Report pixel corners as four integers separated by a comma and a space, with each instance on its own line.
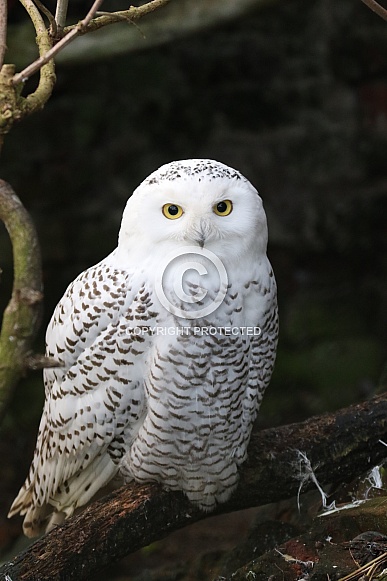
8, 159, 278, 537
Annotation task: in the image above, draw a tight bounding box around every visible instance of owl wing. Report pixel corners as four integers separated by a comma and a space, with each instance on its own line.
8, 257, 157, 536
244, 263, 279, 429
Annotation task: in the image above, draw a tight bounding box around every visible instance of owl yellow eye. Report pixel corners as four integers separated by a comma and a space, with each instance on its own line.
162, 204, 184, 220
213, 200, 233, 216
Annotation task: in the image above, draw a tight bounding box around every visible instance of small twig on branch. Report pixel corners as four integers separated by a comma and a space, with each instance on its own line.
0, 0, 7, 70
24, 354, 63, 371
1, 392, 387, 580
33, 0, 57, 38
13, 0, 103, 84
0, 181, 43, 422
63, 0, 171, 35
360, 0, 387, 21
54, 0, 69, 32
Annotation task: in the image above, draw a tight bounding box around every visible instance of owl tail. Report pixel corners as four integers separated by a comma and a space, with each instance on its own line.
8, 453, 118, 538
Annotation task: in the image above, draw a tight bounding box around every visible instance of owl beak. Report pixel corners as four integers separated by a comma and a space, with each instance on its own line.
190, 218, 208, 248
195, 218, 210, 248
196, 234, 205, 248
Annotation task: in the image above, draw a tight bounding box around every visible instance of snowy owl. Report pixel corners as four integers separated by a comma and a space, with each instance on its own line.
8, 159, 279, 537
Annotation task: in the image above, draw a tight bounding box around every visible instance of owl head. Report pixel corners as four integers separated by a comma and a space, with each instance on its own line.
118, 159, 269, 265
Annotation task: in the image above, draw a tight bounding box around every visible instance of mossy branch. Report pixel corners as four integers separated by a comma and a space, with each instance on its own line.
12, 0, 56, 117
0, 180, 43, 422
0, 0, 55, 147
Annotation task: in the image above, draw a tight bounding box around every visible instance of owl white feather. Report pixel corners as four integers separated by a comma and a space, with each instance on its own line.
8, 159, 278, 537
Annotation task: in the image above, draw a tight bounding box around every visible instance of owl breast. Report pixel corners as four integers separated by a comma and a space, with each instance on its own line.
120, 271, 276, 510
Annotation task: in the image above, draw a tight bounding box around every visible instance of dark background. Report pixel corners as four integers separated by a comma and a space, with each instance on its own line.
0, 0, 386, 577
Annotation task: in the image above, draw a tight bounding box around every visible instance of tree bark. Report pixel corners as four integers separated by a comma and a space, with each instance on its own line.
1, 392, 387, 581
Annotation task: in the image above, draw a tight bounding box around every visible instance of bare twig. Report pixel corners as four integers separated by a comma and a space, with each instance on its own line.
33, 0, 57, 38
13, 0, 103, 84
54, 0, 69, 32
360, 0, 387, 21
0, 0, 7, 69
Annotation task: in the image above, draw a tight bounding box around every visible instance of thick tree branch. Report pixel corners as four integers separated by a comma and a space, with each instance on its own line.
0, 65, 19, 152
2, 393, 387, 580
0, 0, 55, 139
0, 180, 43, 422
